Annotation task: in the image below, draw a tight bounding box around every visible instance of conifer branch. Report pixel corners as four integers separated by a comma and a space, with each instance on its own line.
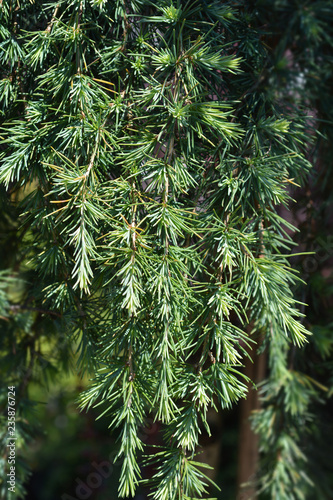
46, 4, 60, 34
0, 2, 328, 498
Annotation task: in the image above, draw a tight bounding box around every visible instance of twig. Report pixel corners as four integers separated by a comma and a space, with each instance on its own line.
46, 4, 60, 33
127, 345, 134, 407
9, 304, 62, 318
76, 2, 83, 74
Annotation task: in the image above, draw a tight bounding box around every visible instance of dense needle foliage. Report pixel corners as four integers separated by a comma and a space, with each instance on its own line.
0, 1, 332, 499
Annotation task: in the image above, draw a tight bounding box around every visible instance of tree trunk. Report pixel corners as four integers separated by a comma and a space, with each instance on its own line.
236, 343, 267, 500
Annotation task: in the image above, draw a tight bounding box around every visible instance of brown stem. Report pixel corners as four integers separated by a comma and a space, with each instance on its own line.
198, 330, 216, 372
46, 4, 60, 33
198, 335, 209, 373
76, 2, 83, 74
9, 304, 62, 318
127, 344, 134, 407
120, 0, 131, 53
128, 345, 134, 381
131, 182, 137, 251
84, 138, 99, 180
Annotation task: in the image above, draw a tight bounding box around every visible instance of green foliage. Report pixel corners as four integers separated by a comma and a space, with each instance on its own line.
0, 0, 332, 499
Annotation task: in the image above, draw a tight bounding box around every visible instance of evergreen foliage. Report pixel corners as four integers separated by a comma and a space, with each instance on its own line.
0, 1, 332, 499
